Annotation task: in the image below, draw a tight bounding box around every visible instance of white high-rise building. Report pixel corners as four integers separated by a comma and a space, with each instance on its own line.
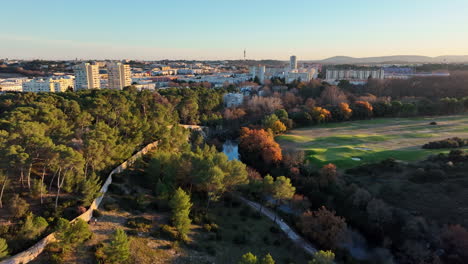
290, 55, 297, 70
107, 62, 132, 90
74, 63, 100, 91
249, 65, 266, 84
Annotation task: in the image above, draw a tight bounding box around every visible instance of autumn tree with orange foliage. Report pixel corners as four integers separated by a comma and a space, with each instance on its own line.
338, 103, 352, 120
299, 206, 347, 249
310, 107, 332, 124
351, 101, 373, 119
239, 127, 282, 171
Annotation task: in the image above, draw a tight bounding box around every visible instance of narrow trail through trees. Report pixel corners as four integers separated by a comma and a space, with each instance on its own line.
237, 196, 318, 256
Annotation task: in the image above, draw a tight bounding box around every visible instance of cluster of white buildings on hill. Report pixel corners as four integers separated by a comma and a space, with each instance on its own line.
0, 62, 133, 93
250, 56, 319, 84
324, 67, 450, 84
23, 76, 75, 92
74, 62, 132, 90
325, 68, 385, 84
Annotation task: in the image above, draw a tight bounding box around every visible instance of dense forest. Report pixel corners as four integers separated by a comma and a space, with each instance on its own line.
0, 89, 186, 255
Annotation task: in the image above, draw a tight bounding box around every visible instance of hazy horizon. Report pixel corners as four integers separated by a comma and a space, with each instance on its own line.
1, 0, 468, 60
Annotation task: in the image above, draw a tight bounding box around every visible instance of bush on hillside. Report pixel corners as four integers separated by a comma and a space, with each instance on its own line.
423, 137, 468, 149
126, 217, 152, 231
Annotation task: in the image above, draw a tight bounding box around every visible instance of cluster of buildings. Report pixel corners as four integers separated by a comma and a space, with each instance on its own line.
23, 76, 75, 92
0, 59, 262, 93
0, 77, 28, 92
74, 62, 131, 90
325, 68, 385, 84
0, 62, 133, 93
383, 67, 450, 79
0, 57, 453, 94
250, 56, 319, 84
325, 67, 450, 84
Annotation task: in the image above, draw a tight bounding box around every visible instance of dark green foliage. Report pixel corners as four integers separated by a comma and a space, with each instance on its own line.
54, 218, 92, 253
169, 188, 192, 239
93, 209, 102, 218
159, 224, 179, 241
8, 194, 30, 218
126, 217, 152, 232
409, 168, 446, 183
0, 238, 8, 259
233, 233, 250, 245
78, 173, 101, 206
423, 137, 468, 149
103, 202, 119, 211
18, 213, 49, 241
98, 229, 130, 264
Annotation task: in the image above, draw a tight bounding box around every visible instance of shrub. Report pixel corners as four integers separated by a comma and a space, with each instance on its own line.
410, 168, 446, 183
273, 239, 281, 246
309, 250, 335, 264
108, 183, 126, 195
449, 149, 468, 162
0, 224, 9, 237
8, 194, 30, 218
19, 213, 49, 241
239, 252, 257, 264
54, 218, 92, 253
30, 179, 47, 199
205, 244, 216, 256
159, 224, 178, 241
93, 209, 102, 218
126, 217, 152, 231
203, 223, 219, 233
103, 202, 119, 211
423, 137, 468, 149
269, 226, 280, 234
233, 233, 249, 245
0, 238, 8, 259
239, 206, 251, 217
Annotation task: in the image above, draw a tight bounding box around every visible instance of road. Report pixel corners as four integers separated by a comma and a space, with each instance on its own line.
237, 196, 318, 256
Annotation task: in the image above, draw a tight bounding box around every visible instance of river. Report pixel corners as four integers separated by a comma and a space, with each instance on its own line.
222, 140, 239, 160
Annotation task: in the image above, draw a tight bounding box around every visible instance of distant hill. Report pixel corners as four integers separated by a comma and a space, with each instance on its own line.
310, 55, 468, 64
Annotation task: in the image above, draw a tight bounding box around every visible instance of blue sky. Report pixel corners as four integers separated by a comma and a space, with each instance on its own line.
1, 0, 467, 60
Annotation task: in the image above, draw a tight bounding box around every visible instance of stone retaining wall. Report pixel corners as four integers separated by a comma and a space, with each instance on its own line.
0, 141, 159, 264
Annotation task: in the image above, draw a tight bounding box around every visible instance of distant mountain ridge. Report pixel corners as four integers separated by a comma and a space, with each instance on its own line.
309, 55, 468, 64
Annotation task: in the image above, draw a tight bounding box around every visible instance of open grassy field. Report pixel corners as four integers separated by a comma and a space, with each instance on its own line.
277, 115, 468, 169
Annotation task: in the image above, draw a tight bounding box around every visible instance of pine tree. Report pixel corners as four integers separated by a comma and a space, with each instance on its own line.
308, 250, 335, 264
260, 253, 275, 264
239, 252, 258, 264
79, 172, 101, 206
103, 229, 130, 264
0, 238, 8, 259
169, 188, 192, 239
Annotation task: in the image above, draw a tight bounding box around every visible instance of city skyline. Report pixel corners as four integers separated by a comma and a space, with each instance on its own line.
1, 0, 468, 60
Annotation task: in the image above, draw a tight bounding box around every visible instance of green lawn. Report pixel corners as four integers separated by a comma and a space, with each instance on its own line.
277, 115, 468, 169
